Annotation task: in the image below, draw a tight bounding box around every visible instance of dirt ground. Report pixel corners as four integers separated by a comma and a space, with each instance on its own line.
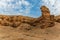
0, 22, 60, 40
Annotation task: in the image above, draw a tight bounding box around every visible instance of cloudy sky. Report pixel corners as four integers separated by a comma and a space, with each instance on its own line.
0, 0, 59, 18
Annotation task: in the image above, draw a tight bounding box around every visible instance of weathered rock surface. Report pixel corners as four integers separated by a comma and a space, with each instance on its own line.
32, 6, 55, 28
0, 15, 36, 28
0, 6, 55, 29
54, 15, 60, 23
0, 6, 60, 40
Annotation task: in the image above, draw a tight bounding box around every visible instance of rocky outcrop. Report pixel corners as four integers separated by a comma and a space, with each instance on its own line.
0, 15, 36, 28
54, 15, 60, 23
32, 6, 55, 29
0, 6, 55, 29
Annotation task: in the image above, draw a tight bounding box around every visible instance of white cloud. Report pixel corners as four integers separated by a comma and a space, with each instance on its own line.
42, 0, 60, 16
0, 0, 32, 15
21, 0, 30, 6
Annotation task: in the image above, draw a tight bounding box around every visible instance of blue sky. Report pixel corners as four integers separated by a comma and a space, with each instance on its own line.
0, 0, 60, 18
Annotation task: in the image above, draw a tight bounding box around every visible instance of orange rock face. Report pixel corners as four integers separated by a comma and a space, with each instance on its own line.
32, 6, 55, 29
41, 6, 50, 18
0, 6, 55, 29
0, 15, 35, 29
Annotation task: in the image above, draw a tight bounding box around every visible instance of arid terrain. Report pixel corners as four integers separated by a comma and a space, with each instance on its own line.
0, 6, 60, 40
0, 22, 60, 40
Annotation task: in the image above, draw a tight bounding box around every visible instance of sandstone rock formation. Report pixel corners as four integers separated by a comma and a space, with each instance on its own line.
0, 6, 55, 29
32, 6, 55, 29
54, 15, 60, 23
0, 15, 36, 30
0, 15, 35, 27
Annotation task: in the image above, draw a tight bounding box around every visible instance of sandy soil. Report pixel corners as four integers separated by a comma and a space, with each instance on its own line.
0, 22, 60, 40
